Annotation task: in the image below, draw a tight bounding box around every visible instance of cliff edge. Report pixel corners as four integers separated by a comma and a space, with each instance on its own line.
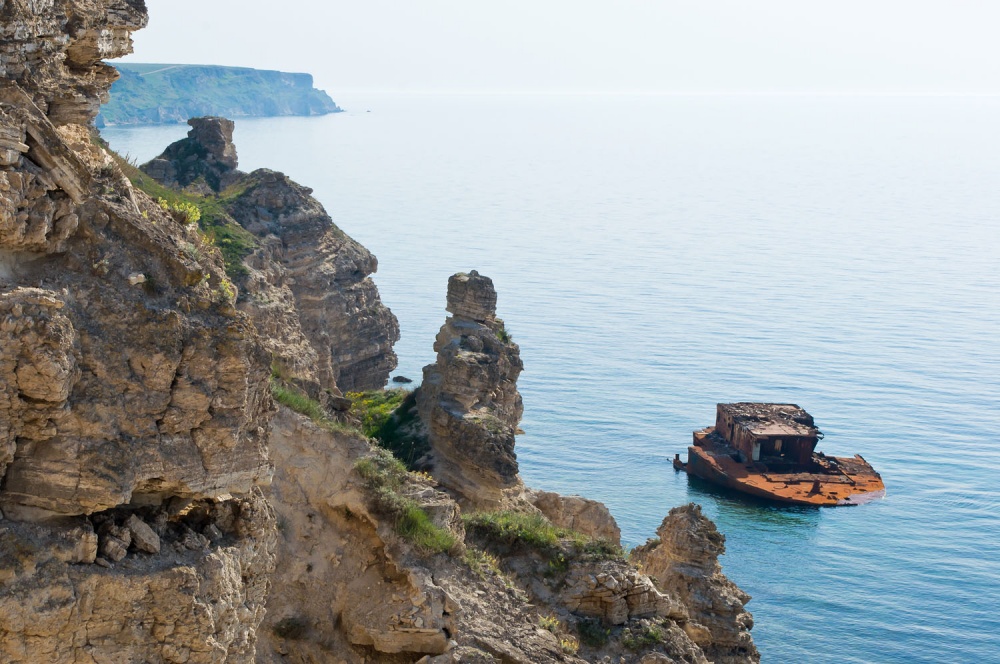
1, 1, 276, 660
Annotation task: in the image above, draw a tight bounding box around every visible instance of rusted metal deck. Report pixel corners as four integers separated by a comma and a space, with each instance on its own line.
675, 408, 885, 506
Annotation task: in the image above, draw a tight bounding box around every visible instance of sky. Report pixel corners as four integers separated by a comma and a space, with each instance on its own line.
121, 1, 1000, 95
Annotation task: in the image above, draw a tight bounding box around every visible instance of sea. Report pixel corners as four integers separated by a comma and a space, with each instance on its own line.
102, 92, 1000, 663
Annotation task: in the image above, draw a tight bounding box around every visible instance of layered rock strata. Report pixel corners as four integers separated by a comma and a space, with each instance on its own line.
139, 117, 400, 393
632, 504, 760, 664
417, 271, 524, 508
0, 1, 277, 659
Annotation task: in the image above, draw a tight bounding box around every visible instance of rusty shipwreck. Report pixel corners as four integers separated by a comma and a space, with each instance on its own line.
674, 403, 885, 506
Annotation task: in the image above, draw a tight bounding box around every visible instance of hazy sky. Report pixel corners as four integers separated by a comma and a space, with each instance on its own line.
122, 1, 1000, 94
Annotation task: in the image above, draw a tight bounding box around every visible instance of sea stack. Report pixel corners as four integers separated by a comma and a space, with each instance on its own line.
417, 271, 525, 508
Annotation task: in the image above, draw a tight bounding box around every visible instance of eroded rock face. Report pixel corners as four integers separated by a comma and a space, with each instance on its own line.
560, 561, 685, 626
631, 504, 760, 664
227, 169, 399, 392
258, 407, 461, 661
0, 489, 276, 663
0, 0, 148, 127
139, 123, 400, 393
0, 1, 276, 658
418, 271, 524, 508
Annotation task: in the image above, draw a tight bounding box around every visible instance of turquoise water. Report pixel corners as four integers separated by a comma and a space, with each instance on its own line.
103, 93, 1000, 663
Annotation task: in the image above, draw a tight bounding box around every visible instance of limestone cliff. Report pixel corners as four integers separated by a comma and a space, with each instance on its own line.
139, 116, 400, 394
247, 271, 752, 663
0, 1, 276, 659
417, 271, 524, 509
100, 63, 342, 127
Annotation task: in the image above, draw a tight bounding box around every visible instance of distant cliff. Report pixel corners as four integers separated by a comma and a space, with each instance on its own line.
97, 63, 342, 126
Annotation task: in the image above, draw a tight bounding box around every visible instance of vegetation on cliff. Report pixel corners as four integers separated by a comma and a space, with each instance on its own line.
99, 63, 342, 126
102, 140, 257, 278
355, 448, 458, 554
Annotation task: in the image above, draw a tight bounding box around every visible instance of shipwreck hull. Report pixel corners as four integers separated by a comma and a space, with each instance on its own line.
679, 430, 885, 507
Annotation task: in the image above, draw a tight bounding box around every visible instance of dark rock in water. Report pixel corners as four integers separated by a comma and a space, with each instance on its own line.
392, 375, 413, 384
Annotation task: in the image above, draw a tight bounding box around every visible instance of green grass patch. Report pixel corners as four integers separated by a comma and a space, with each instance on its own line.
347, 389, 409, 437
270, 379, 359, 435
398, 503, 457, 554
355, 449, 457, 555
464, 511, 562, 551
463, 510, 625, 563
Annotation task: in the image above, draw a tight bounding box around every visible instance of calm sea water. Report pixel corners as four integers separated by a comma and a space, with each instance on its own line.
103, 93, 1000, 663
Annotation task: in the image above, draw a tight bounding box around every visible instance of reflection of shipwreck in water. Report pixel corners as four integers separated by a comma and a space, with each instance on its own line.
675, 403, 885, 506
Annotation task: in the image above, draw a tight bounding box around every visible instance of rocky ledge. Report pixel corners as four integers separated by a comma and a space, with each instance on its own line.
139, 113, 400, 395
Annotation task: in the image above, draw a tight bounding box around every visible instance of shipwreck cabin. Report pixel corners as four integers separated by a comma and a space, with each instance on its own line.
714, 403, 820, 466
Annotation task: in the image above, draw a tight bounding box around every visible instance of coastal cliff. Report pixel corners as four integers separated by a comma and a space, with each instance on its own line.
1, 1, 275, 659
0, 1, 759, 662
99, 63, 341, 127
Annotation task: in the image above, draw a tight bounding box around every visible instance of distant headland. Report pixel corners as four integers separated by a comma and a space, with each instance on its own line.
97, 63, 342, 127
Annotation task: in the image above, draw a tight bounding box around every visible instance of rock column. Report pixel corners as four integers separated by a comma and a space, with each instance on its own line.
417, 271, 524, 508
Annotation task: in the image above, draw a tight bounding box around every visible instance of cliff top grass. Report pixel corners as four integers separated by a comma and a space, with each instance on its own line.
355, 449, 458, 555
270, 378, 360, 436
463, 510, 624, 563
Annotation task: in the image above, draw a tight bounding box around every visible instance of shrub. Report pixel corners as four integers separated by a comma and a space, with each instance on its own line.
576, 618, 610, 648
560, 636, 580, 655
157, 197, 201, 225
272, 617, 308, 640
496, 325, 513, 344
539, 614, 561, 633
622, 622, 666, 650
355, 448, 408, 493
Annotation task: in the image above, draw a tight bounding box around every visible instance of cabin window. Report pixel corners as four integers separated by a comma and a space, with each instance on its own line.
775, 438, 783, 452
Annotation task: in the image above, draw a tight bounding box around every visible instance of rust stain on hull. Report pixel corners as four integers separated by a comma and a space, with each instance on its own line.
676, 404, 885, 506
